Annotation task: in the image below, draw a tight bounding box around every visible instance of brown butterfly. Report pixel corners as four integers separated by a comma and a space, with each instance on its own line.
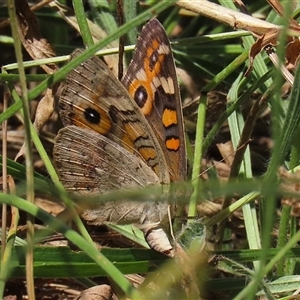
53, 19, 186, 254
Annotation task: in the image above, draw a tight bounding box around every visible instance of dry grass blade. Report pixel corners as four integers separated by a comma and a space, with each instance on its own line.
176, 0, 279, 34
15, 0, 57, 74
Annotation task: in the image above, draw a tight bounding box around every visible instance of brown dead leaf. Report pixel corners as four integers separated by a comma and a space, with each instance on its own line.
33, 88, 55, 131
267, 0, 300, 28
233, 0, 250, 15
245, 28, 279, 76
15, 0, 57, 74
48, 1, 119, 76
265, 0, 300, 76
14, 87, 56, 158
14, 143, 26, 163
0, 175, 18, 250
0, 175, 16, 195
217, 142, 235, 167
285, 37, 300, 70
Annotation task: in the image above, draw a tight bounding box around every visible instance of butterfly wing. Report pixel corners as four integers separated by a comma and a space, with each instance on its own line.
122, 19, 186, 182
59, 49, 170, 184
53, 125, 172, 254
54, 126, 160, 194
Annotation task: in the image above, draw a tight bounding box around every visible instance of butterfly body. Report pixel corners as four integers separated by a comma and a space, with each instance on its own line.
53, 19, 186, 254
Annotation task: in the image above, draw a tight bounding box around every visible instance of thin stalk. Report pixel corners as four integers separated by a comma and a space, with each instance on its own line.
7, 1, 35, 298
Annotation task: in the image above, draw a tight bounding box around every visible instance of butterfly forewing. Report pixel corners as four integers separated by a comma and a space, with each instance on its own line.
59, 49, 170, 184
122, 19, 186, 182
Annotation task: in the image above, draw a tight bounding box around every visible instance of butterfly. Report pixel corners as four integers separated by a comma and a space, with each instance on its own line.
53, 19, 186, 255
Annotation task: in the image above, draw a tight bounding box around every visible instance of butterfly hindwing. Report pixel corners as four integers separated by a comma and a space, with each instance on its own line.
54, 125, 160, 194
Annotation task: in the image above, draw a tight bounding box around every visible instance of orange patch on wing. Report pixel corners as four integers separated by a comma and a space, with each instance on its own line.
139, 147, 157, 161
166, 138, 180, 151
128, 79, 154, 116
141, 84, 154, 115
128, 80, 139, 98
74, 107, 112, 135
152, 39, 160, 50
121, 134, 135, 153
141, 96, 153, 115
144, 39, 165, 77
95, 107, 112, 134
162, 108, 178, 127
124, 123, 142, 141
